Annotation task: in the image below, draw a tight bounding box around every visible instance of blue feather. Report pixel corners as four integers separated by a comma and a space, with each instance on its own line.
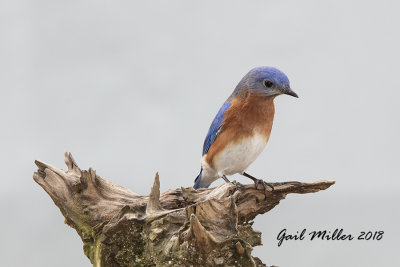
202, 101, 232, 155
193, 168, 203, 189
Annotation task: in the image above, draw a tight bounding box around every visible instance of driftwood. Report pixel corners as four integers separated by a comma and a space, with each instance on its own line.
33, 153, 334, 267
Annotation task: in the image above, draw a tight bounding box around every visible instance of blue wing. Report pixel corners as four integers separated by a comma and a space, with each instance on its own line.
202, 101, 232, 155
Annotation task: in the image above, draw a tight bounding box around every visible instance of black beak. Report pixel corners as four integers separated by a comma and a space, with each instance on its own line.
284, 88, 298, 98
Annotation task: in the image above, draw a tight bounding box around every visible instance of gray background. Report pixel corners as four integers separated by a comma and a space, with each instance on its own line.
1, 0, 399, 266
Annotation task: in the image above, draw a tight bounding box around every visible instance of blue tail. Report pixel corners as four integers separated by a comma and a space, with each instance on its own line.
193, 168, 204, 189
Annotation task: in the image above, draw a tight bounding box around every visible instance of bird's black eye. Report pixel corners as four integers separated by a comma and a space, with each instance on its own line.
263, 80, 274, 88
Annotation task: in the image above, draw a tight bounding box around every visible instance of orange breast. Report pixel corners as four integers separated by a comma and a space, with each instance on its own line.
205, 92, 275, 168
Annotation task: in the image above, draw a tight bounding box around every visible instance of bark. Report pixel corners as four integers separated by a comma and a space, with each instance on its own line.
33, 153, 334, 267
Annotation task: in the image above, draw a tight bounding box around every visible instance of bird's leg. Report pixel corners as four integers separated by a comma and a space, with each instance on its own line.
241, 172, 275, 190
241, 172, 274, 199
222, 175, 230, 183
222, 175, 243, 191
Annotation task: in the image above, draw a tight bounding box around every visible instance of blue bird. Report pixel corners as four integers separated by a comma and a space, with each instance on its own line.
193, 66, 298, 196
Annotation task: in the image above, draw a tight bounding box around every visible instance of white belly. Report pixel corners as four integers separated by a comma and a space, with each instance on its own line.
213, 133, 268, 176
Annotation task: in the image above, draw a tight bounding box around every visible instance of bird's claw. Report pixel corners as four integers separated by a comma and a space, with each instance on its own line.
254, 179, 274, 200
232, 180, 244, 191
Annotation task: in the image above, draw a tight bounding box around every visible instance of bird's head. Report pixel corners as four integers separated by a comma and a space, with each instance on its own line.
233, 66, 298, 98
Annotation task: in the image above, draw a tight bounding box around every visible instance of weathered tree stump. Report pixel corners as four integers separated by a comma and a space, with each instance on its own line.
33, 153, 334, 267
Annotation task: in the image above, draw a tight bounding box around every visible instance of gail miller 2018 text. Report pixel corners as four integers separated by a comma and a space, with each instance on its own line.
277, 228, 384, 247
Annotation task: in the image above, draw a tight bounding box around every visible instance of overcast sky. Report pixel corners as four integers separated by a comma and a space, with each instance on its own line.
1, 1, 399, 266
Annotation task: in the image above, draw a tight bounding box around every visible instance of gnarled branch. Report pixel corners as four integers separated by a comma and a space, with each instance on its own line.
33, 153, 334, 267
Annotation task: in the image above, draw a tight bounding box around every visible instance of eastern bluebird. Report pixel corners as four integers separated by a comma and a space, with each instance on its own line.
193, 66, 298, 195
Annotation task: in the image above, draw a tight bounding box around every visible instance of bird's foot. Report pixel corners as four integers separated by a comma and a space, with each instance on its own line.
241, 172, 274, 200
222, 175, 243, 193
231, 180, 244, 191
253, 179, 274, 200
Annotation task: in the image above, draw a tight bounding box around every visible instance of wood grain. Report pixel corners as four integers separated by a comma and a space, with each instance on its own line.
33, 152, 334, 267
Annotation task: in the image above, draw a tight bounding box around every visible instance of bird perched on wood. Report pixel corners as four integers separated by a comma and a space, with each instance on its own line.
193, 66, 298, 196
